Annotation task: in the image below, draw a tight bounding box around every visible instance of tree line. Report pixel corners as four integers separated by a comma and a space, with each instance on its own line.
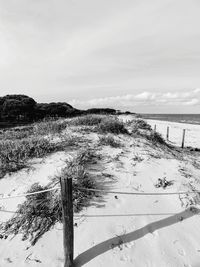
0, 94, 117, 126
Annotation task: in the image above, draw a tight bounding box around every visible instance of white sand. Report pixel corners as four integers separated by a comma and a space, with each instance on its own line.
0, 119, 200, 266
147, 119, 200, 148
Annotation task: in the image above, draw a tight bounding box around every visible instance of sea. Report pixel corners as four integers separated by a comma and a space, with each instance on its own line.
141, 114, 200, 125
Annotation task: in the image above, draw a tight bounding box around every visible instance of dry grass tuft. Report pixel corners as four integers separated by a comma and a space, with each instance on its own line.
0, 148, 99, 245
0, 137, 61, 178
98, 117, 128, 135
33, 118, 67, 136
69, 114, 104, 126
99, 135, 121, 148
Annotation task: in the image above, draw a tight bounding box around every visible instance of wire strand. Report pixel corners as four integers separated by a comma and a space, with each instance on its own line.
0, 186, 60, 200
77, 187, 200, 196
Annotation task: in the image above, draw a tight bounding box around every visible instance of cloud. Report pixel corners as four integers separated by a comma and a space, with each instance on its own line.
69, 88, 200, 110
183, 98, 199, 106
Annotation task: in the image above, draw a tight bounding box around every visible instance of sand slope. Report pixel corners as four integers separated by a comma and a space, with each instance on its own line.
0, 120, 200, 266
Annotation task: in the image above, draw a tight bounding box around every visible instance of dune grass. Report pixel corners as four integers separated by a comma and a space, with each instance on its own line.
69, 114, 104, 126
0, 148, 98, 245
69, 115, 128, 135
131, 119, 152, 132
0, 118, 68, 141
33, 118, 68, 136
0, 137, 62, 178
99, 135, 121, 148
0, 127, 33, 140
146, 131, 169, 146
0, 118, 78, 178
0, 132, 78, 178
97, 117, 128, 134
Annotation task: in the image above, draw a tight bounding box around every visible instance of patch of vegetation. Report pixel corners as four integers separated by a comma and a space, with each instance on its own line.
69, 114, 104, 126
0, 183, 61, 245
155, 177, 173, 189
0, 135, 74, 178
33, 118, 67, 136
0, 149, 98, 245
132, 119, 152, 131
98, 117, 128, 135
0, 127, 33, 140
146, 131, 167, 145
99, 135, 121, 148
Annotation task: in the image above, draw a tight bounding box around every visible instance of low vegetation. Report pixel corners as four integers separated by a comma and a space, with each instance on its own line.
0, 127, 33, 140
33, 118, 67, 136
69, 115, 129, 135
98, 117, 128, 134
99, 135, 121, 148
131, 119, 152, 131
69, 114, 104, 126
128, 118, 168, 146
146, 131, 167, 145
0, 148, 98, 245
0, 137, 62, 178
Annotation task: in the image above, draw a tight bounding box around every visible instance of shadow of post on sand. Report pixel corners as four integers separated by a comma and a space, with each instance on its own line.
74, 207, 199, 266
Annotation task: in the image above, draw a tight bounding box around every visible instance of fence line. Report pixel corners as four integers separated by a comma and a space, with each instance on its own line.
73, 212, 181, 218
77, 187, 200, 196
1, 185, 200, 201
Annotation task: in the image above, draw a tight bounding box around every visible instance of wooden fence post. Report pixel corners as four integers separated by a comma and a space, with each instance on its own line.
154, 125, 156, 132
166, 126, 169, 141
60, 177, 74, 267
181, 129, 186, 148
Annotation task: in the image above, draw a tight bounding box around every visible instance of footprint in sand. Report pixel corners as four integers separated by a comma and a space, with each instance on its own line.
173, 240, 186, 257
120, 255, 131, 262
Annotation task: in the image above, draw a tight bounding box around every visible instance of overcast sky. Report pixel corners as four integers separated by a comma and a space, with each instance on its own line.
0, 0, 200, 113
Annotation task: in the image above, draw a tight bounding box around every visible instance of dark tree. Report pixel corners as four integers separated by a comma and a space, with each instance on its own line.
1, 95, 36, 122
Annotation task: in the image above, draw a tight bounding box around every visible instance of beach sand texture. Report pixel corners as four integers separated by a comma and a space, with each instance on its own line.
0, 116, 200, 267
147, 119, 200, 148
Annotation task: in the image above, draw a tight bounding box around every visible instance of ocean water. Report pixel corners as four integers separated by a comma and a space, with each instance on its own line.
141, 114, 200, 125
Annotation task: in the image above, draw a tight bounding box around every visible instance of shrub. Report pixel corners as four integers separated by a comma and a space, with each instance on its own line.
99, 135, 121, 148
98, 117, 128, 134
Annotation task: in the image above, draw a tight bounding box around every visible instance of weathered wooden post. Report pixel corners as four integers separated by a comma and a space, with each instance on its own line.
181, 129, 186, 148
60, 177, 74, 267
166, 126, 169, 141
154, 124, 156, 132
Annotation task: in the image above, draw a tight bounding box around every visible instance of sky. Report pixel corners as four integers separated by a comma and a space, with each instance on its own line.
0, 0, 200, 113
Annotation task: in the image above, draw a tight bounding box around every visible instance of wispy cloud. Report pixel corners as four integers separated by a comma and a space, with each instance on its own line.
69, 88, 200, 110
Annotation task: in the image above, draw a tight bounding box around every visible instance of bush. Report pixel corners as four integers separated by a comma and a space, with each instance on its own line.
99, 135, 121, 148
98, 117, 128, 134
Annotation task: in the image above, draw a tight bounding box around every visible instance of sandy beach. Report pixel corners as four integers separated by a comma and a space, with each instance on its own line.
147, 119, 200, 149
0, 116, 200, 267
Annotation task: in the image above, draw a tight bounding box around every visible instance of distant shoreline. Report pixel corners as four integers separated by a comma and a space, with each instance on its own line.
141, 114, 200, 126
